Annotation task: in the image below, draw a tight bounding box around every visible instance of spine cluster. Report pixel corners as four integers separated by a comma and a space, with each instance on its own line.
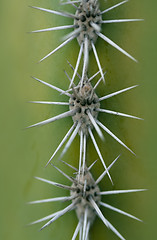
28, 1, 145, 239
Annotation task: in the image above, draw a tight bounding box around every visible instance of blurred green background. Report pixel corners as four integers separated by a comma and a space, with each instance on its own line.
0, 0, 156, 239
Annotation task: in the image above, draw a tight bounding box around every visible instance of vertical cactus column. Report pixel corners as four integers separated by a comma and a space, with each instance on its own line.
28, 1, 146, 239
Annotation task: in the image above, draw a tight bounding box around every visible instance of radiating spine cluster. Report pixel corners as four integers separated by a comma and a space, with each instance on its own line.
28, 1, 145, 239
29, 160, 146, 239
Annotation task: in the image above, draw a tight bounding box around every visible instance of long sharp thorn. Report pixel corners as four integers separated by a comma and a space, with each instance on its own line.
88, 69, 103, 82
81, 37, 89, 86
29, 210, 61, 225
97, 32, 137, 62
31, 76, 71, 97
60, 159, 78, 171
46, 123, 76, 167
92, 42, 105, 83
29, 101, 69, 105
101, 19, 144, 24
39, 35, 75, 63
28, 196, 73, 204
85, 222, 90, 240
50, 163, 74, 183
90, 197, 109, 228
40, 202, 75, 230
30, 25, 75, 33
97, 120, 136, 155
100, 0, 129, 15
79, 130, 83, 175
87, 111, 104, 141
99, 85, 138, 101
79, 224, 83, 240
26, 109, 77, 129
69, 43, 83, 89
105, 218, 126, 240
72, 221, 81, 240
60, 122, 81, 158
88, 159, 98, 171
82, 134, 86, 175
97, 108, 143, 120
63, 28, 81, 41
88, 128, 113, 184
64, 70, 72, 84
100, 202, 142, 222
82, 208, 88, 240
35, 176, 75, 191
93, 72, 107, 90
61, 1, 81, 5
96, 155, 120, 184
67, 60, 81, 80
30, 6, 77, 19
100, 189, 147, 195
